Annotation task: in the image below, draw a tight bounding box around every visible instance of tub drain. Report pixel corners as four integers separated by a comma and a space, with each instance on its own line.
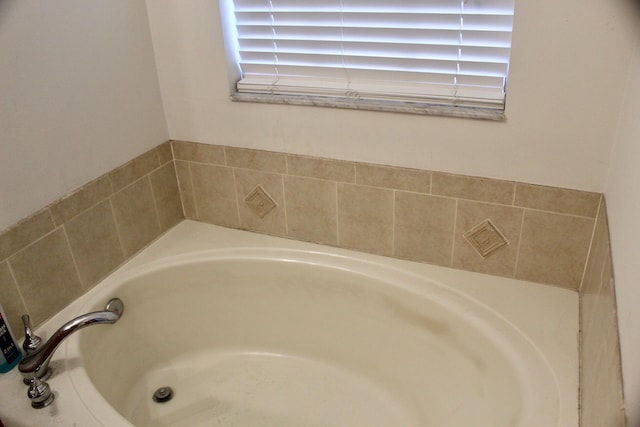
152, 386, 174, 403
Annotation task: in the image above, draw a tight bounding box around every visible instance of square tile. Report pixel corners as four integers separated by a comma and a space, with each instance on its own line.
284, 176, 338, 245
394, 192, 456, 266
337, 184, 393, 256
516, 210, 594, 289
111, 177, 161, 257
9, 229, 83, 325
190, 163, 239, 227
65, 200, 124, 289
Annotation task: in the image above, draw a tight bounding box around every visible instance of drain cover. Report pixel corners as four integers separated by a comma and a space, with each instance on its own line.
152, 386, 174, 403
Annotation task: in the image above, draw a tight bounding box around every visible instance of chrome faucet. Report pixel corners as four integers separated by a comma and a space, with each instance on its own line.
18, 298, 124, 408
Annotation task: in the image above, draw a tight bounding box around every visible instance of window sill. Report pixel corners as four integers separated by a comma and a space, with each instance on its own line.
230, 92, 506, 121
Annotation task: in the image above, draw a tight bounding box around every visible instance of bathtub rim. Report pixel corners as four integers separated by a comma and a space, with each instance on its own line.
61, 221, 576, 427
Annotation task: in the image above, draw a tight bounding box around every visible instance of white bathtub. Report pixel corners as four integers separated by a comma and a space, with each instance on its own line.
0, 220, 578, 426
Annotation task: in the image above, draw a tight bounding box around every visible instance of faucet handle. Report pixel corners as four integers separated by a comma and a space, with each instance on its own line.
22, 314, 42, 355
27, 376, 55, 409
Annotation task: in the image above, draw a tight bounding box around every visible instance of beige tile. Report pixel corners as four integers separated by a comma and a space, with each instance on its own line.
453, 200, 524, 277
157, 141, 174, 165
111, 177, 162, 258
514, 183, 601, 217
394, 192, 456, 266
109, 149, 161, 192
234, 169, 286, 236
9, 229, 83, 325
581, 199, 610, 294
0, 261, 27, 336
0, 210, 55, 261
356, 163, 431, 193
65, 200, 124, 289
516, 210, 594, 289
337, 184, 393, 256
432, 173, 515, 205
175, 161, 197, 219
150, 162, 184, 232
226, 147, 286, 173
190, 163, 239, 227
581, 308, 625, 427
284, 176, 338, 245
49, 175, 113, 225
287, 155, 355, 183
171, 140, 226, 165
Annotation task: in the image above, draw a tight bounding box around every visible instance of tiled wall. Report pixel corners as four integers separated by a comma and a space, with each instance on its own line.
580, 198, 626, 426
0, 139, 625, 426
0, 142, 182, 333
173, 140, 600, 290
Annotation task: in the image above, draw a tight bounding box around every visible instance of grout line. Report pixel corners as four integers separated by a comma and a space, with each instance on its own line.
335, 182, 341, 246
281, 174, 289, 236
108, 197, 127, 267
231, 168, 242, 226
187, 162, 199, 220
512, 209, 527, 278
449, 199, 458, 267
147, 174, 164, 233
172, 160, 188, 219
391, 190, 396, 256
60, 224, 84, 290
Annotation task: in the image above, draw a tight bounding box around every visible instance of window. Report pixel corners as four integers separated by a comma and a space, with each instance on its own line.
223, 0, 515, 119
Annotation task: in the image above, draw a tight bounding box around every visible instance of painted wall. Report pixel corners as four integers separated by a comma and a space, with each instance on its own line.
0, 0, 168, 231
146, 0, 638, 193
607, 29, 640, 426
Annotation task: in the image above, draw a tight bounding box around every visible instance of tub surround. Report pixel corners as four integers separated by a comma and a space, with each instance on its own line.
172, 140, 600, 291
0, 140, 603, 333
0, 140, 622, 425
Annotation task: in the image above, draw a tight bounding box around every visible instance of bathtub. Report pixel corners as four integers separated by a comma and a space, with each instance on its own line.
0, 220, 578, 426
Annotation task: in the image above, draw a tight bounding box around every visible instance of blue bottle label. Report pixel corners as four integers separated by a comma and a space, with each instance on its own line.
0, 313, 19, 364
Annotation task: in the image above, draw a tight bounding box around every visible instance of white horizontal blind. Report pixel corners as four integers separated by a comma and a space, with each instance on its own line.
232, 0, 514, 109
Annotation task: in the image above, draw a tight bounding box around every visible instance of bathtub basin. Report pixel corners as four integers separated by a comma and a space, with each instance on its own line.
64, 221, 576, 427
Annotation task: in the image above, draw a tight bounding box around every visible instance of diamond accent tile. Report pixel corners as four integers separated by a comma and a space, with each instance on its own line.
463, 218, 509, 258
244, 185, 277, 218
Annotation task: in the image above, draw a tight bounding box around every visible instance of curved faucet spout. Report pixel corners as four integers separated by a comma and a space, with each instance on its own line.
19, 298, 124, 381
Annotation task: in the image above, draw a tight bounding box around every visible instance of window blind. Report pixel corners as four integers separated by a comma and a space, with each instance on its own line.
231, 0, 514, 110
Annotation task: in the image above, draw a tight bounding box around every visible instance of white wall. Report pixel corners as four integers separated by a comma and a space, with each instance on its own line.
607, 29, 640, 426
0, 0, 168, 231
146, 0, 638, 193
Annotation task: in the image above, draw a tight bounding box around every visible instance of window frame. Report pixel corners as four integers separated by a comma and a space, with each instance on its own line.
219, 0, 512, 121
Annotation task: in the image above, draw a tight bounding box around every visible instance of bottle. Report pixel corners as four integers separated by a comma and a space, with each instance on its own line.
0, 303, 22, 373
